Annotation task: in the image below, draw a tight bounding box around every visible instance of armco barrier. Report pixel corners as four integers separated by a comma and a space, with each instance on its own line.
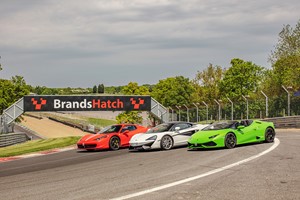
0, 133, 31, 147
262, 116, 300, 128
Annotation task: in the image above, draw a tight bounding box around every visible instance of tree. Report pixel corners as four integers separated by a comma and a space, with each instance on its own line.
11, 75, 30, 101
92, 85, 97, 93
0, 76, 30, 114
219, 59, 265, 119
116, 82, 150, 124
0, 56, 2, 71
267, 20, 300, 94
121, 82, 150, 95
263, 20, 300, 116
192, 63, 224, 104
0, 79, 14, 114
220, 58, 264, 98
98, 84, 104, 94
116, 111, 143, 124
269, 19, 300, 64
151, 76, 195, 107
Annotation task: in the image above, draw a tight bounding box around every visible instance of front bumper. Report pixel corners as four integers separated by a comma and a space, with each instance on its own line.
188, 141, 217, 148
77, 142, 107, 150
129, 141, 155, 151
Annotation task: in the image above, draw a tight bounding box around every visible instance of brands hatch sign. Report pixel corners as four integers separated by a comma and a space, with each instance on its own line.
24, 95, 151, 112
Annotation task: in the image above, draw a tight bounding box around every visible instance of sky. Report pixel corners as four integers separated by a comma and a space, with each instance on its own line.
0, 0, 299, 88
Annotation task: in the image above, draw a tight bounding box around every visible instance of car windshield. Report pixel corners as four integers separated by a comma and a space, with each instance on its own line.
147, 123, 174, 133
98, 125, 122, 134
202, 121, 237, 130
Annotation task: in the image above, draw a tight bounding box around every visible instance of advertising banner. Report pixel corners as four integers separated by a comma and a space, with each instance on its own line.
24, 95, 151, 112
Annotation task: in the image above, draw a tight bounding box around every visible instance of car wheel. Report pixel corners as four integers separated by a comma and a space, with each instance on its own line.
225, 132, 236, 149
160, 135, 173, 150
109, 136, 120, 150
265, 127, 275, 143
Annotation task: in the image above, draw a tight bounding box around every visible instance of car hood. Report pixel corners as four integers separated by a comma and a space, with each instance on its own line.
189, 129, 229, 142
130, 132, 166, 143
79, 133, 108, 142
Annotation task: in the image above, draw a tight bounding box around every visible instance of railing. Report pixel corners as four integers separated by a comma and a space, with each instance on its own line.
150, 98, 169, 122
3, 97, 24, 125
262, 116, 300, 128
0, 132, 31, 147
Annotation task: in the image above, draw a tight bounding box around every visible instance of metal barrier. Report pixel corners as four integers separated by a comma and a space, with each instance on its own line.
150, 98, 168, 122
262, 116, 300, 128
0, 132, 31, 147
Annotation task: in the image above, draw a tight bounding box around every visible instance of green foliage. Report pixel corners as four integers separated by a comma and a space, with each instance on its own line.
268, 20, 300, 94
105, 86, 124, 94
270, 52, 300, 94
192, 63, 224, 104
151, 76, 195, 107
269, 19, 300, 64
92, 85, 97, 93
98, 84, 105, 93
116, 82, 149, 124
116, 111, 143, 124
261, 20, 300, 116
87, 117, 116, 127
220, 58, 264, 100
121, 82, 150, 95
0, 76, 30, 114
0, 136, 81, 157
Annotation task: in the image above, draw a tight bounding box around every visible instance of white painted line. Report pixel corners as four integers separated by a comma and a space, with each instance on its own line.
111, 138, 280, 200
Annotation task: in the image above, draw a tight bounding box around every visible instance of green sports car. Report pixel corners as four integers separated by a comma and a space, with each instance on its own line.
188, 120, 275, 149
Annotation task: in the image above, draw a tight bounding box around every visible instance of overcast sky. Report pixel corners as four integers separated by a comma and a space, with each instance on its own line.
0, 0, 299, 88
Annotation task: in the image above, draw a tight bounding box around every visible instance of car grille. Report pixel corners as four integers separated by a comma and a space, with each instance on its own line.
188, 141, 217, 147
77, 144, 97, 149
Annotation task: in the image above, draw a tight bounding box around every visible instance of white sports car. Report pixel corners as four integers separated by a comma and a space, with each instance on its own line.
129, 121, 208, 151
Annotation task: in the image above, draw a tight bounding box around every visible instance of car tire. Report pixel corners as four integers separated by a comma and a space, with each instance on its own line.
264, 127, 275, 143
225, 132, 236, 149
109, 136, 120, 150
160, 135, 173, 150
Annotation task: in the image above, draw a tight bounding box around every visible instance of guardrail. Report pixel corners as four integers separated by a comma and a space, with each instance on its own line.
262, 116, 300, 128
0, 132, 31, 147
48, 117, 98, 133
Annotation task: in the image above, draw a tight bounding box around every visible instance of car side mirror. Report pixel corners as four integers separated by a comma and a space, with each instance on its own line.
122, 130, 129, 134
175, 127, 180, 132
237, 125, 245, 130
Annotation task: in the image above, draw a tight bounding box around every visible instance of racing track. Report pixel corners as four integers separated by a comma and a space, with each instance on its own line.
0, 129, 299, 200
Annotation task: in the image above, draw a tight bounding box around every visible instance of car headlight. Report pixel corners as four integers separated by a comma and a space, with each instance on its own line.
94, 135, 107, 141
146, 135, 157, 141
209, 134, 219, 139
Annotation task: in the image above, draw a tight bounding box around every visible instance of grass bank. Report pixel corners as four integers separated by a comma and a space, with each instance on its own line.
26, 112, 116, 131
0, 136, 81, 158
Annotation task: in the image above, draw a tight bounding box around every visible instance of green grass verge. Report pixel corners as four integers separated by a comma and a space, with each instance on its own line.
29, 112, 117, 130
0, 136, 81, 158
87, 117, 116, 127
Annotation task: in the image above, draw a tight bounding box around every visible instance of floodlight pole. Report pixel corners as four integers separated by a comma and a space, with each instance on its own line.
169, 107, 174, 121
176, 105, 181, 121
227, 97, 233, 120
282, 85, 290, 116
193, 103, 199, 123
260, 91, 268, 118
202, 101, 208, 123
214, 99, 221, 121
183, 104, 189, 122
242, 95, 249, 120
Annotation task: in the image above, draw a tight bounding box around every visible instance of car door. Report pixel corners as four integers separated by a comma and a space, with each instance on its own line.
236, 120, 258, 144
171, 123, 194, 146
119, 125, 137, 146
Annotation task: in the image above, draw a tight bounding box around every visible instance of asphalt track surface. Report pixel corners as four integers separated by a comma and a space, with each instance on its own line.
0, 130, 299, 200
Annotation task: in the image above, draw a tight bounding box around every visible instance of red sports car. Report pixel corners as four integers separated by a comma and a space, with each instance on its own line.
77, 124, 148, 151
